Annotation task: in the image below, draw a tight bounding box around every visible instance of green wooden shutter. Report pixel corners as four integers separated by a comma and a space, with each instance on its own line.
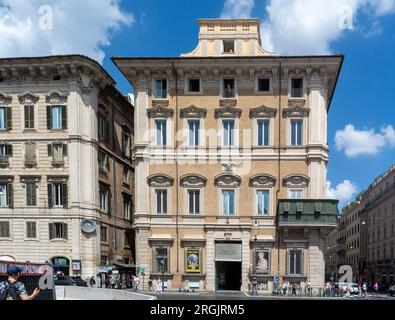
48, 184, 54, 208
7, 183, 13, 208
47, 106, 52, 129
48, 144, 52, 156
63, 223, 68, 240
63, 144, 68, 157
6, 107, 12, 130
31, 183, 37, 206
49, 223, 54, 240
6, 144, 12, 156
62, 106, 67, 129
108, 190, 112, 215
62, 183, 68, 208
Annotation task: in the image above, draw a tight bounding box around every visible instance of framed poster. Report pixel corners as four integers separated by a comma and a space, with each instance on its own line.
255, 249, 270, 274
186, 248, 201, 273
72, 260, 81, 272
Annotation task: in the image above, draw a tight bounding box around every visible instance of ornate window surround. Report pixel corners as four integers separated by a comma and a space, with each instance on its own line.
45, 90, 68, 105
249, 174, 277, 188
180, 105, 207, 119
18, 91, 39, 106
283, 174, 310, 188
0, 92, 12, 105
180, 174, 207, 188
250, 105, 277, 148
214, 173, 241, 188
147, 174, 174, 187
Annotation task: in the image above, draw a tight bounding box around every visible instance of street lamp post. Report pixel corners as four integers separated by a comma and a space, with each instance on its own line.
160, 260, 165, 292
251, 235, 258, 296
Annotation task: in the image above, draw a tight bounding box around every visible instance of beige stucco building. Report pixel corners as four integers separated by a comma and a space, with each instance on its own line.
113, 18, 343, 292
0, 55, 134, 279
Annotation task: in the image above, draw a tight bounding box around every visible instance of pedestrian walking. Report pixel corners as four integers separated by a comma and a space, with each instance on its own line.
156, 279, 163, 292
90, 276, 96, 288
282, 281, 287, 296
306, 280, 312, 296
362, 282, 367, 297
373, 282, 379, 296
148, 277, 153, 292
292, 283, 297, 296
0, 266, 41, 301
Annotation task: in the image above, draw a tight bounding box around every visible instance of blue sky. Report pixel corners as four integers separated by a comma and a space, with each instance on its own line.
0, 0, 394, 208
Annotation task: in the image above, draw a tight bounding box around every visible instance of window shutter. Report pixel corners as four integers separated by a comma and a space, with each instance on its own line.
107, 191, 112, 215
62, 106, 67, 129
48, 144, 52, 156
63, 223, 68, 240
46, 106, 52, 129
7, 183, 13, 208
48, 184, 54, 208
6, 107, 12, 130
24, 105, 29, 128
31, 183, 37, 207
6, 144, 12, 157
62, 183, 68, 208
49, 223, 54, 240
63, 144, 68, 157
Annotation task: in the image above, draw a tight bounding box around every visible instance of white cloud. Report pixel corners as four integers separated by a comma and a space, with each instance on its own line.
335, 124, 395, 157
220, 0, 395, 54
221, 0, 255, 19
0, 0, 133, 64
326, 180, 358, 209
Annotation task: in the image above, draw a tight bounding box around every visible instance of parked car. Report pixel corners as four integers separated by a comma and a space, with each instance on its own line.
54, 275, 78, 286
71, 276, 88, 287
389, 284, 395, 297
348, 283, 360, 295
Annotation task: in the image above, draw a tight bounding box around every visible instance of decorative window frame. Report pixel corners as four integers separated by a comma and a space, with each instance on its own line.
253, 247, 271, 274
249, 106, 277, 147
215, 106, 241, 148
283, 174, 310, 199
21, 176, 40, 208
18, 91, 40, 131
184, 76, 203, 95
215, 173, 241, 217
0, 219, 12, 241
0, 92, 12, 105
45, 90, 68, 105
152, 77, 169, 101
250, 174, 276, 217
283, 105, 309, 147
25, 220, 39, 241
288, 77, 306, 100
148, 106, 173, 147
220, 75, 238, 101
24, 140, 38, 168
180, 174, 207, 216
286, 247, 305, 277
148, 174, 174, 215
254, 75, 273, 95
184, 118, 205, 147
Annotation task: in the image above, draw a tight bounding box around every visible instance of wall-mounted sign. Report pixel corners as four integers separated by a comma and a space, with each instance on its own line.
215, 243, 242, 262
72, 260, 81, 272
186, 249, 200, 273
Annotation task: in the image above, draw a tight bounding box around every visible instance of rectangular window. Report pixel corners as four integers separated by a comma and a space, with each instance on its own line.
257, 120, 270, 146
290, 119, 303, 146
155, 79, 168, 99
0, 144, 12, 157
98, 115, 109, 141
24, 105, 35, 129
99, 187, 110, 213
122, 132, 130, 157
49, 223, 68, 240
51, 106, 63, 129
188, 190, 200, 214
291, 78, 304, 98
258, 78, 270, 92
0, 107, 11, 130
0, 183, 12, 207
289, 189, 303, 199
257, 190, 270, 215
0, 221, 10, 238
123, 167, 130, 185
155, 120, 167, 146
26, 181, 37, 207
223, 78, 235, 98
156, 190, 168, 214
26, 222, 37, 239
52, 144, 65, 163
125, 231, 133, 247
101, 255, 108, 265
223, 120, 235, 146
188, 79, 200, 93
188, 120, 200, 146
123, 194, 132, 220
155, 248, 169, 273
288, 249, 303, 275
100, 226, 108, 242
48, 182, 67, 208
222, 190, 235, 215
98, 150, 108, 173
223, 40, 235, 53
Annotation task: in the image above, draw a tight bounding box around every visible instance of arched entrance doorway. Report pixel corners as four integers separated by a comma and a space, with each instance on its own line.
51, 257, 70, 275
0, 255, 16, 262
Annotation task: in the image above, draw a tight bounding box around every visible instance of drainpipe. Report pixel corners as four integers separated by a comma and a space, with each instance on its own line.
276, 59, 283, 277
111, 93, 118, 260
171, 62, 180, 274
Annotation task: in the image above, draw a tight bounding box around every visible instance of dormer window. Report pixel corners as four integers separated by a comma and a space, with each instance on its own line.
223, 40, 235, 53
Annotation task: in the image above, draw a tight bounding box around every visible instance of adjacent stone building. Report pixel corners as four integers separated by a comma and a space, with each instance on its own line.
0, 55, 135, 278
113, 18, 343, 292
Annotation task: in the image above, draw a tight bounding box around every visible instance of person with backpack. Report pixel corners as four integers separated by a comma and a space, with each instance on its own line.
0, 265, 41, 301
373, 282, 379, 296
89, 276, 96, 288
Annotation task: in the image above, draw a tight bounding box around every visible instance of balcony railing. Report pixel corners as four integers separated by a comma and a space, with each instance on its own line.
278, 199, 339, 227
